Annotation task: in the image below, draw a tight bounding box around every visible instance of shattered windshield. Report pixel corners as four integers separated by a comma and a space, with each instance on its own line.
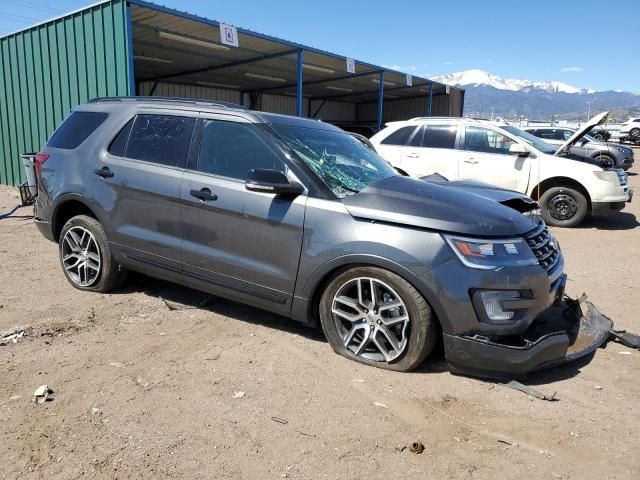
270, 124, 397, 198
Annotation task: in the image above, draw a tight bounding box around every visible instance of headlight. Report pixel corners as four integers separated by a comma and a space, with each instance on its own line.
443, 235, 538, 270
593, 170, 619, 184
616, 147, 631, 154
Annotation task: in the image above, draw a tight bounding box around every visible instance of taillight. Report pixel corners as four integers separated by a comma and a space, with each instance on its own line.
34, 152, 49, 177
34, 152, 49, 165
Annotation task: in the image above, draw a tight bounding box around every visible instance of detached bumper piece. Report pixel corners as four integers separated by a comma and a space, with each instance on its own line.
444, 299, 612, 380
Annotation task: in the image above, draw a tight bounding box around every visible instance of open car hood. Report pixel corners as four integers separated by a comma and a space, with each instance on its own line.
554, 111, 609, 156
343, 176, 537, 237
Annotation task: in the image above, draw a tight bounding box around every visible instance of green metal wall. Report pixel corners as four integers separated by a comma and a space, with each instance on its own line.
0, 0, 132, 186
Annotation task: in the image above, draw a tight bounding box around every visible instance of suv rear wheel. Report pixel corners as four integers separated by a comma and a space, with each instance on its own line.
59, 215, 126, 292
319, 266, 437, 372
539, 186, 588, 227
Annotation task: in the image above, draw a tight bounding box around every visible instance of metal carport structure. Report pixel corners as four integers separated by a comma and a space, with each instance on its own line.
0, 0, 464, 186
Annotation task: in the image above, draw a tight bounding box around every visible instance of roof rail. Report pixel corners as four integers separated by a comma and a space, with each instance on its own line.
88, 96, 247, 110
408, 116, 480, 123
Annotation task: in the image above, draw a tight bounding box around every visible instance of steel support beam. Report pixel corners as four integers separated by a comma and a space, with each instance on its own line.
309, 82, 430, 102
428, 82, 433, 116
148, 80, 159, 96
152, 48, 298, 82
125, 6, 136, 95
377, 71, 384, 131
296, 48, 303, 117
311, 99, 327, 118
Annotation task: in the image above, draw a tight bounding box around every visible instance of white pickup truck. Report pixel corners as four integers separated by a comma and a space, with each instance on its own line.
370, 112, 633, 227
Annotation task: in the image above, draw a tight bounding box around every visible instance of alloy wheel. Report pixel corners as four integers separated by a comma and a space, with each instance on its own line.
61, 226, 101, 287
547, 193, 578, 221
331, 277, 410, 362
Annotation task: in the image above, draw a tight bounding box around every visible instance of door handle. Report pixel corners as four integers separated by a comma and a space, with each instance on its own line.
406, 152, 420, 158
94, 166, 114, 178
463, 158, 479, 164
190, 188, 218, 201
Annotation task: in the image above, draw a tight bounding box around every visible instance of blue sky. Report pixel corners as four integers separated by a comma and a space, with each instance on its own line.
1, 0, 638, 92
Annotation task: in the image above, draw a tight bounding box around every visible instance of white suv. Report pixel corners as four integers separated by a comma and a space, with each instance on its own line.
620, 117, 640, 138
370, 113, 632, 227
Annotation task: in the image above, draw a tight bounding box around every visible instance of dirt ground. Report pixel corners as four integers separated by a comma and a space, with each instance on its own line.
1, 154, 639, 479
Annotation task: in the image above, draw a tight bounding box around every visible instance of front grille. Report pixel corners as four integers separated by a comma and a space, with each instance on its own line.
524, 219, 561, 275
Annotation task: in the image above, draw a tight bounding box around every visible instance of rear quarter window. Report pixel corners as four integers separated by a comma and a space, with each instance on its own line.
47, 111, 108, 149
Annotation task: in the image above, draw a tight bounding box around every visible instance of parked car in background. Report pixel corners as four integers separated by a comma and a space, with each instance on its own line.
370, 112, 632, 227
589, 126, 611, 142
620, 117, 640, 139
29, 97, 613, 378
524, 126, 634, 170
350, 131, 543, 216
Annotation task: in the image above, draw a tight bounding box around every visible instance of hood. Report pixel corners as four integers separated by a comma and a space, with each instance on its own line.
343, 176, 537, 237
554, 111, 608, 156
424, 178, 539, 214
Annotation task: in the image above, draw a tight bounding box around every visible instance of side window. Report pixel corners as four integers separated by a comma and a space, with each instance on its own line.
561, 130, 574, 141
536, 129, 555, 140
108, 118, 134, 157
408, 126, 425, 147
464, 126, 515, 154
125, 114, 196, 167
421, 125, 457, 149
47, 111, 108, 149
380, 126, 416, 146
197, 120, 283, 180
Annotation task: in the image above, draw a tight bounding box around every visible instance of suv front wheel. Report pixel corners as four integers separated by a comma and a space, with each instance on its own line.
59, 215, 126, 292
539, 186, 588, 227
319, 266, 438, 372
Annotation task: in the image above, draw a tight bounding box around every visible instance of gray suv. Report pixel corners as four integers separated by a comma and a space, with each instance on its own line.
32, 97, 611, 378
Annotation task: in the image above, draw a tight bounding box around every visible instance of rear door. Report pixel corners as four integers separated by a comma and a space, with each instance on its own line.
458, 125, 531, 192
374, 125, 418, 169
180, 114, 306, 315
97, 111, 195, 271
399, 124, 461, 179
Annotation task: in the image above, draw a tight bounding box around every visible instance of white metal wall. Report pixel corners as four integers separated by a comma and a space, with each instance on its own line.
137, 82, 459, 124
138, 81, 241, 104
356, 95, 454, 123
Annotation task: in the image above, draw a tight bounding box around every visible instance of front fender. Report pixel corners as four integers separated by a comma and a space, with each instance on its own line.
294, 253, 455, 333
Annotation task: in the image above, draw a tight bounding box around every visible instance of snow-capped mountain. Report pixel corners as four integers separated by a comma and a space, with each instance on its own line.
432, 69, 639, 121
433, 69, 595, 94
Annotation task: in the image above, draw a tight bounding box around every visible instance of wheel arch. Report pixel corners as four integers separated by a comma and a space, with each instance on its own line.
51, 194, 101, 242
528, 176, 592, 210
295, 254, 451, 333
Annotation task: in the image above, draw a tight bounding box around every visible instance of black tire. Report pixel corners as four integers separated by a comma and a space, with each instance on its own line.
594, 153, 614, 167
592, 133, 604, 141
58, 215, 126, 292
539, 186, 588, 228
630, 128, 640, 138
319, 266, 438, 372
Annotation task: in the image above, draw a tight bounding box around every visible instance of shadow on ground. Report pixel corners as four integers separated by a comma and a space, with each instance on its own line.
574, 211, 639, 230
118, 272, 327, 344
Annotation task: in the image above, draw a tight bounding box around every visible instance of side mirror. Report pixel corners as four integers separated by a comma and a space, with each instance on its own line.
245, 169, 304, 196
509, 143, 530, 157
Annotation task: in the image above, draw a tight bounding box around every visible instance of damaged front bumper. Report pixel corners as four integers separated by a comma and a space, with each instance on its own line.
444, 299, 612, 380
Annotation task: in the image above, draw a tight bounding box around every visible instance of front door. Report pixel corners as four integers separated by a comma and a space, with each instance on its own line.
459, 126, 531, 192
180, 115, 306, 315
